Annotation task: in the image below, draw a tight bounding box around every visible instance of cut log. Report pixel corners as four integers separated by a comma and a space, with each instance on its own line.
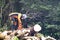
0, 33, 5, 40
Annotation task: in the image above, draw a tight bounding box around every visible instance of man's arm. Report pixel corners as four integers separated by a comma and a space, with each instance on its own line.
17, 14, 23, 30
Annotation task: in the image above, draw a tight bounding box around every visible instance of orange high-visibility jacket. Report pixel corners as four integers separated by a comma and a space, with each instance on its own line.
9, 13, 23, 30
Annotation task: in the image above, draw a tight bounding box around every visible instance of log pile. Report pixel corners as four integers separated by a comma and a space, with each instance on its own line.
0, 24, 56, 40
0, 29, 31, 40
0, 30, 56, 40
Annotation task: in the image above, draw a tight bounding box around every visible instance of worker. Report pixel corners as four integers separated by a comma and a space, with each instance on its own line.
9, 12, 27, 30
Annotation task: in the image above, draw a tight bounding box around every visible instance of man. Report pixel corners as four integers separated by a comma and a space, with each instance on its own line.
9, 12, 27, 30
9, 13, 22, 30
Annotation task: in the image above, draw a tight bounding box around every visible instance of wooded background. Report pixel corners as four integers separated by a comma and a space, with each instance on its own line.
0, 0, 60, 40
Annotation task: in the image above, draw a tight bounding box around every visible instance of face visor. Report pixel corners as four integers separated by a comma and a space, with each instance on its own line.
21, 14, 27, 19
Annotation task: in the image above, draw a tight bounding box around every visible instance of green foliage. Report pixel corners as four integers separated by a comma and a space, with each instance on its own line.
0, 18, 1, 27
0, 0, 2, 6
12, 36, 19, 40
0, 0, 5, 7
